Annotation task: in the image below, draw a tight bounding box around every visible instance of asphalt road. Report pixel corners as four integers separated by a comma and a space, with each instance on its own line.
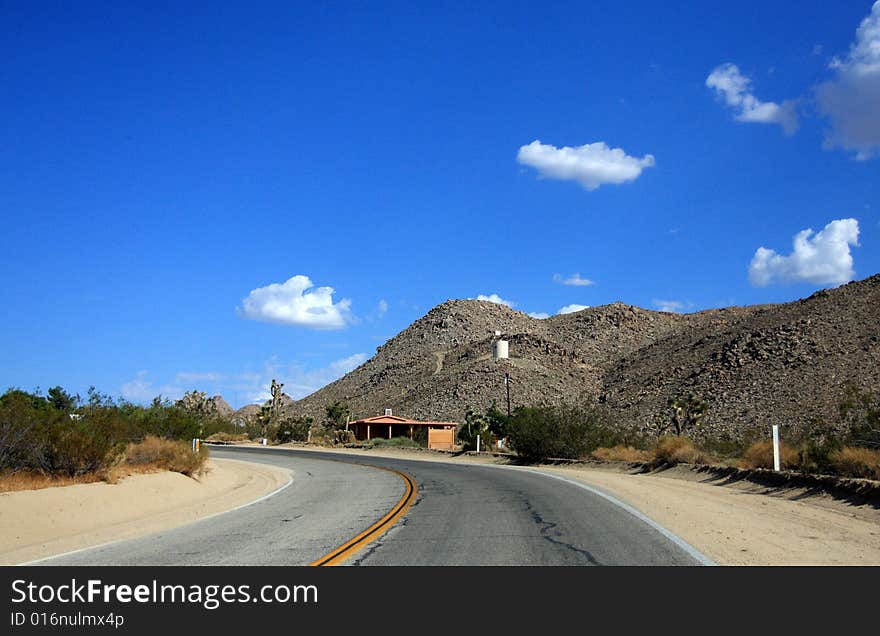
41, 447, 708, 566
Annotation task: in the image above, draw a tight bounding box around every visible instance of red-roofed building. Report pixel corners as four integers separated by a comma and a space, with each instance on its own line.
349, 413, 458, 450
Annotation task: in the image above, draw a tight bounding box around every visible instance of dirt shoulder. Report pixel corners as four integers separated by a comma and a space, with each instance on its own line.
266, 443, 880, 565
0, 458, 291, 565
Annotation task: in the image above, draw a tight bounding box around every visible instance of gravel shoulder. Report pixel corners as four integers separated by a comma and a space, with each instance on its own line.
270, 444, 880, 565
0, 458, 291, 565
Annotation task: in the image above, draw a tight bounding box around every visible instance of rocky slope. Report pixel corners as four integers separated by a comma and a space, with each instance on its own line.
263, 274, 880, 440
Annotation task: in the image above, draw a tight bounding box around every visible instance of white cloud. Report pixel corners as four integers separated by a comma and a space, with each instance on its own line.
652, 299, 686, 313
706, 63, 798, 135
748, 218, 860, 287
474, 294, 516, 308
557, 304, 591, 315
175, 371, 223, 383
120, 371, 183, 403
377, 299, 388, 317
238, 275, 352, 329
553, 273, 595, 287
123, 353, 371, 409
241, 353, 369, 403
517, 140, 655, 191
528, 312, 551, 319
816, 2, 880, 159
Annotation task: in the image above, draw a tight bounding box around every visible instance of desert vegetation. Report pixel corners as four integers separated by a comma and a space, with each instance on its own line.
463, 388, 880, 481
0, 386, 221, 489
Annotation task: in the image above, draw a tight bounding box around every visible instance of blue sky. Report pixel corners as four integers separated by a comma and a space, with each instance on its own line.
2, 1, 878, 408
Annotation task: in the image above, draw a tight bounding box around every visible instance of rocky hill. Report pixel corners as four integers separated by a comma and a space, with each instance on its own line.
273, 273, 880, 440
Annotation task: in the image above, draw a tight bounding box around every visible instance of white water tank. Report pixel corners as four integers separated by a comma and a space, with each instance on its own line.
493, 339, 509, 359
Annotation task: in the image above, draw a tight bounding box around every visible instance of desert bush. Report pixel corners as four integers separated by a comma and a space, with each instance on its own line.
458, 408, 494, 451
828, 446, 880, 480
652, 436, 713, 465
739, 440, 800, 470
840, 387, 880, 450
125, 436, 208, 477
0, 389, 53, 472
591, 445, 652, 463
507, 404, 615, 462
272, 416, 312, 443
369, 436, 420, 449
46, 414, 126, 476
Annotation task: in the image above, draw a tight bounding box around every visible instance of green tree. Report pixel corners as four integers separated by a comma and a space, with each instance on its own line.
47, 386, 79, 411
273, 415, 313, 443
324, 401, 350, 431
458, 408, 490, 450
657, 394, 709, 437
486, 402, 510, 440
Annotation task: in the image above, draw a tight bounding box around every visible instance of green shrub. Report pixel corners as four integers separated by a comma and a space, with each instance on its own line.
458, 408, 494, 451
272, 416, 312, 443
369, 436, 420, 449
507, 404, 614, 462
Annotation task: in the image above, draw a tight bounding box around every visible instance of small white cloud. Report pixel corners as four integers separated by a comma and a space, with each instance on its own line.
239, 275, 352, 329
557, 304, 591, 315
121, 371, 183, 403
653, 299, 685, 313
553, 273, 595, 287
474, 294, 516, 308
528, 312, 551, 319
175, 371, 223, 383
748, 218, 860, 287
517, 140, 655, 191
327, 353, 368, 376
377, 299, 389, 317
706, 63, 798, 135
815, 2, 880, 159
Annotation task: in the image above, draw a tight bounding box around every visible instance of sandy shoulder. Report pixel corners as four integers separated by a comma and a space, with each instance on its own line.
0, 458, 291, 565
266, 444, 880, 565
535, 464, 880, 566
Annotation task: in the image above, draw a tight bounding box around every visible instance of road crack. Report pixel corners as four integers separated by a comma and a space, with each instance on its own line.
524, 499, 602, 565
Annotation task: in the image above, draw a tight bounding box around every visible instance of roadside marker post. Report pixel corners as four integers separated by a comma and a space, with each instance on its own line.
476, 434, 480, 453
772, 425, 780, 472
192, 438, 200, 453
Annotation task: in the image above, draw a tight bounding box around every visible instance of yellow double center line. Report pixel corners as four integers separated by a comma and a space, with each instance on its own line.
311, 467, 418, 566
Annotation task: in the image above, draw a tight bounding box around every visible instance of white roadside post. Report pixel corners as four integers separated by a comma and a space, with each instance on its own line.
476, 434, 481, 453
772, 424, 781, 472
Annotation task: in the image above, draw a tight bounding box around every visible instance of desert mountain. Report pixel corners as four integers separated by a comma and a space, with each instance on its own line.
281, 274, 880, 440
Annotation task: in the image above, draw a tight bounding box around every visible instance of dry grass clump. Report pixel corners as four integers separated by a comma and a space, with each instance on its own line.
652, 436, 713, 465
205, 431, 249, 443
0, 471, 108, 493
739, 440, 800, 470
828, 446, 880, 480
124, 436, 208, 477
591, 445, 652, 463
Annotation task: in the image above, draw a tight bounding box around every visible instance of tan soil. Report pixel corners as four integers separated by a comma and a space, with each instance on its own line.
0, 458, 291, 565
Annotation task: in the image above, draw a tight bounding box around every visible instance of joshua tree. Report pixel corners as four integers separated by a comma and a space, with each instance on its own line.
658, 394, 709, 437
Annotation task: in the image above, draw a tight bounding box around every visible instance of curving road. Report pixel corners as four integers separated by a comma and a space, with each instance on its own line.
39, 447, 710, 566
